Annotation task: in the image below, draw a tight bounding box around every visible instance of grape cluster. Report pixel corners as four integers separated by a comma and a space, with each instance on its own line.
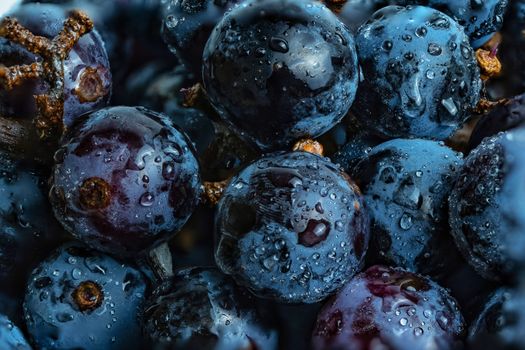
0, 0, 524, 349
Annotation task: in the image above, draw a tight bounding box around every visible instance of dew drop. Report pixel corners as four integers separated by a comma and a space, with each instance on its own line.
382, 40, 393, 51
71, 268, 82, 280
139, 192, 155, 207
399, 213, 413, 230
269, 37, 288, 53
441, 97, 458, 116
415, 27, 427, 37
428, 43, 442, 56
437, 313, 449, 330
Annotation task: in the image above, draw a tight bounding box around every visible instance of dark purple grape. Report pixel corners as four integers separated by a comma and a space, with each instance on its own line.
23, 0, 175, 107
141, 267, 278, 350
215, 151, 369, 304
351, 139, 464, 278
203, 0, 359, 151
312, 265, 466, 350
49, 106, 201, 257
0, 3, 112, 128
449, 126, 525, 281
24, 243, 148, 350
352, 5, 481, 140
0, 153, 65, 295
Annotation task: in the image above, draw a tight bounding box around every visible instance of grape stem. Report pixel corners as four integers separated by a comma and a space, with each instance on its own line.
201, 179, 230, 206
181, 82, 221, 123
0, 10, 94, 140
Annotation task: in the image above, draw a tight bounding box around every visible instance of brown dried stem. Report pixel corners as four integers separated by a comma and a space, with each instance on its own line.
201, 179, 230, 206
473, 98, 509, 115
476, 48, 502, 81
0, 10, 94, 140
293, 138, 324, 156
0, 63, 44, 89
180, 83, 222, 123
0, 18, 51, 56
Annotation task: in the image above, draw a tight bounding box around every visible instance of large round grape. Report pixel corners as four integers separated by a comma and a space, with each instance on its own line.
312, 265, 466, 350
203, 0, 359, 151
24, 243, 147, 349
352, 5, 481, 140
50, 106, 201, 257
215, 152, 369, 303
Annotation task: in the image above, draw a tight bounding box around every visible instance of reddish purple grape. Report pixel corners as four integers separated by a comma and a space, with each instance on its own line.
312, 265, 465, 350
49, 106, 201, 257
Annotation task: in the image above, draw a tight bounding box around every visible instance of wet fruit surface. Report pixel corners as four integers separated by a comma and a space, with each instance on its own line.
0, 314, 31, 350
351, 139, 463, 278
333, 133, 385, 175
312, 265, 466, 350
0, 153, 65, 294
161, 0, 242, 78
353, 5, 481, 140
23, 243, 147, 350
450, 126, 525, 281
49, 106, 201, 257
398, 0, 508, 48
2, 1, 525, 349
215, 151, 369, 303
203, 0, 359, 150
141, 267, 278, 350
